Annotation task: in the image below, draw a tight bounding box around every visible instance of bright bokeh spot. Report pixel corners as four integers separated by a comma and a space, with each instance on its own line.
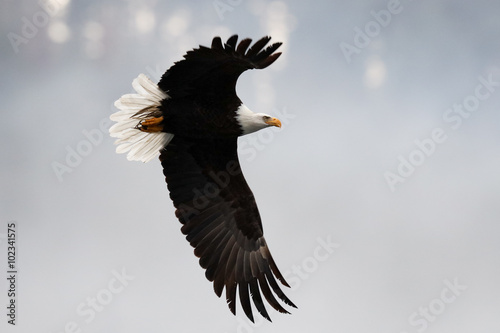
163, 10, 190, 37
364, 57, 387, 89
263, 1, 296, 70
47, 20, 71, 44
56, 0, 71, 7
135, 9, 156, 34
83, 21, 104, 41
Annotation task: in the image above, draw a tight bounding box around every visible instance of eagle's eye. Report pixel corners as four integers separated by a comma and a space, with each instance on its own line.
262, 116, 271, 122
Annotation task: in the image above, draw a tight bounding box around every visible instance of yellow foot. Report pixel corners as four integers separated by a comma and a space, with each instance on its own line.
137, 116, 164, 132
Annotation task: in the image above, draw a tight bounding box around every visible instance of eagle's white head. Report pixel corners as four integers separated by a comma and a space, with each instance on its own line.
235, 104, 282, 135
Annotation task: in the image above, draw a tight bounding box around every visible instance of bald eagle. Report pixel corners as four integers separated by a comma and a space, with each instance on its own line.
110, 35, 295, 322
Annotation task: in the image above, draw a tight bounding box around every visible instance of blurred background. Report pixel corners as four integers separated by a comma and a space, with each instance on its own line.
1, 0, 499, 332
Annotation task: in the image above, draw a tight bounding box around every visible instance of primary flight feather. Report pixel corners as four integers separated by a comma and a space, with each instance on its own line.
110, 35, 295, 322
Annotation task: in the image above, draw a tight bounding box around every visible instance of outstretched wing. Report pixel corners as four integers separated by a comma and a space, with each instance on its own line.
158, 35, 282, 99
160, 137, 295, 322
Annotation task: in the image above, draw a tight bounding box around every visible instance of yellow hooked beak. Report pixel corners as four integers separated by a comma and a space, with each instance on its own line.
265, 117, 282, 128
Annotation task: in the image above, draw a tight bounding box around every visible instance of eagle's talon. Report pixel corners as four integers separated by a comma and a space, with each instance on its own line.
138, 116, 164, 132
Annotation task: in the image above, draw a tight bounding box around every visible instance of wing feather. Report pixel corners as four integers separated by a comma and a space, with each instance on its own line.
159, 137, 294, 322
257, 272, 290, 314
249, 278, 270, 321
211, 36, 224, 50
245, 36, 271, 57
157, 35, 282, 98
224, 35, 238, 52
238, 281, 253, 322
236, 38, 252, 54
226, 279, 237, 315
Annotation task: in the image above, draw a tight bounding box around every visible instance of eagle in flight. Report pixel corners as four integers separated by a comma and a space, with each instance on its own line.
110, 35, 296, 322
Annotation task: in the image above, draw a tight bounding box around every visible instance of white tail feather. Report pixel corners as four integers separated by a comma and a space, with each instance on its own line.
110, 74, 174, 162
